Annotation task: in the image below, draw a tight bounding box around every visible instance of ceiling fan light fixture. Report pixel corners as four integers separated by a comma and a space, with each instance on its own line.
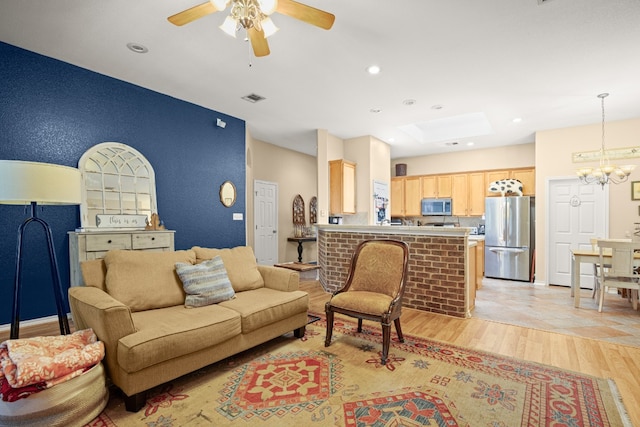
261, 17, 279, 37
220, 16, 238, 37
258, 0, 278, 15
210, 0, 228, 11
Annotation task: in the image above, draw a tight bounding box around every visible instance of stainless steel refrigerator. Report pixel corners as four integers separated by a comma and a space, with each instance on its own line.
484, 196, 535, 282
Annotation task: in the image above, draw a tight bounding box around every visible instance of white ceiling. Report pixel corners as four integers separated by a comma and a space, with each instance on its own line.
1, 0, 640, 159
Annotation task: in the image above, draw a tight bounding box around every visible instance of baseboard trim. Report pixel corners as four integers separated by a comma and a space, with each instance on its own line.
0, 313, 72, 334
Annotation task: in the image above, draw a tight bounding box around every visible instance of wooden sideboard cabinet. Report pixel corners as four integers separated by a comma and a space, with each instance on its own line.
68, 230, 175, 286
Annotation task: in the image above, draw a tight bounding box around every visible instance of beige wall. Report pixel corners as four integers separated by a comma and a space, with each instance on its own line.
316, 129, 344, 225
391, 143, 536, 177
535, 117, 640, 284
344, 135, 392, 224
248, 116, 640, 279
247, 134, 318, 263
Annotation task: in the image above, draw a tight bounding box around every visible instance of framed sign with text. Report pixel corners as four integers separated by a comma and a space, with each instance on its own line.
96, 214, 148, 229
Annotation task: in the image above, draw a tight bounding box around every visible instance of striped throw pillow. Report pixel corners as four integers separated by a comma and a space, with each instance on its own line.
176, 256, 235, 307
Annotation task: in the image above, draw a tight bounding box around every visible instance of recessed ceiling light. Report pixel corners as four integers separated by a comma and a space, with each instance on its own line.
512, 117, 522, 123
370, 107, 382, 113
466, 141, 475, 146
431, 104, 444, 110
403, 99, 416, 106
366, 65, 381, 75
388, 137, 395, 143
126, 43, 148, 54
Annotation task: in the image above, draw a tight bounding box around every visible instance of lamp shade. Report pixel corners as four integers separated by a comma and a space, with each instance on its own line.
0, 160, 81, 205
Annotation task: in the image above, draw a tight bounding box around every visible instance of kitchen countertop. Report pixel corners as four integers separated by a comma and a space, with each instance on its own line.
317, 224, 481, 238
468, 235, 485, 241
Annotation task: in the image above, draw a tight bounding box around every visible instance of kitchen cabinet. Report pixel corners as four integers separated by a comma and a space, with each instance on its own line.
69, 230, 175, 286
421, 175, 452, 198
451, 174, 468, 216
486, 168, 535, 196
467, 172, 485, 216
475, 239, 485, 289
390, 177, 404, 217
329, 159, 356, 214
391, 176, 421, 217
404, 176, 422, 216
467, 242, 477, 313
453, 172, 485, 216
511, 168, 535, 196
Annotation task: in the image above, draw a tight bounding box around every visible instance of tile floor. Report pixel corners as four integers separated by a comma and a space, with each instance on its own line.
473, 278, 640, 347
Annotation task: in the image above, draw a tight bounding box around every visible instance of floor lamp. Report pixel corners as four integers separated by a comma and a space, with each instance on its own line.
0, 160, 81, 339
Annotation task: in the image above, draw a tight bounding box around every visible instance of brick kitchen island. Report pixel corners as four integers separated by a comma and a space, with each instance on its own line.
317, 225, 477, 318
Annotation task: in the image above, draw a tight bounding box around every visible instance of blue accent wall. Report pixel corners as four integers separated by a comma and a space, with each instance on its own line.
0, 42, 246, 325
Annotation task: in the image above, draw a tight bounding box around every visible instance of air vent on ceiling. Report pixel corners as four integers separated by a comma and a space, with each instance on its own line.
242, 93, 266, 103
445, 141, 459, 146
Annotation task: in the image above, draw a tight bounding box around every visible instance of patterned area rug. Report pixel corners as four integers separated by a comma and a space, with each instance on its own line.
88, 313, 630, 426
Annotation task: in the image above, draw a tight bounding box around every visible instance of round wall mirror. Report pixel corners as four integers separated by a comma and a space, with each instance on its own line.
219, 181, 236, 207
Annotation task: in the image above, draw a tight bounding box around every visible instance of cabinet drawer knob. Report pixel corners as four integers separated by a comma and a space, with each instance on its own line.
107, 240, 112, 244
151, 237, 155, 241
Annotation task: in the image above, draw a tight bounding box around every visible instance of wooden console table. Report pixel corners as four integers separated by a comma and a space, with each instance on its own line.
287, 236, 316, 262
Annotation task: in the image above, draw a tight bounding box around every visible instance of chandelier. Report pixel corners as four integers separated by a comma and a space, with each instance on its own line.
576, 93, 636, 188
215, 0, 279, 39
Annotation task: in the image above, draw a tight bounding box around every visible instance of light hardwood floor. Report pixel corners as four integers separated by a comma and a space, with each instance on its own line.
302, 280, 640, 426
3, 280, 639, 425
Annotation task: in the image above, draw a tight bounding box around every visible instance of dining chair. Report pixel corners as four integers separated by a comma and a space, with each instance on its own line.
590, 238, 601, 300
596, 239, 640, 312
324, 239, 409, 365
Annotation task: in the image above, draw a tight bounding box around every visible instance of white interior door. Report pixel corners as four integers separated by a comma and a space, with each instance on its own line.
547, 177, 608, 287
254, 180, 278, 265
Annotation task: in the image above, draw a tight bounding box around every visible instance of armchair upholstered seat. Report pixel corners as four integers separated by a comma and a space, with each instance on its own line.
324, 239, 409, 365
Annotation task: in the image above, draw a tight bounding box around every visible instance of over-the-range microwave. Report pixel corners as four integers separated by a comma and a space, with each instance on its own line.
421, 198, 452, 216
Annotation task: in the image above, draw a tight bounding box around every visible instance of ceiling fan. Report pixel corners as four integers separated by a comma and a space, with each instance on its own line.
168, 0, 335, 57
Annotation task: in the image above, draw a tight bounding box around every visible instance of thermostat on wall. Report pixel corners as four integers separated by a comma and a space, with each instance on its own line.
233, 213, 243, 221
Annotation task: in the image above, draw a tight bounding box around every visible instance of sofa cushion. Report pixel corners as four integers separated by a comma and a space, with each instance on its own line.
176, 256, 235, 307
104, 250, 196, 312
218, 288, 308, 334
192, 246, 264, 292
120, 304, 241, 373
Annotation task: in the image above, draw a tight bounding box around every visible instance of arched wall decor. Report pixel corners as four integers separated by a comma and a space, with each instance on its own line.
78, 142, 157, 229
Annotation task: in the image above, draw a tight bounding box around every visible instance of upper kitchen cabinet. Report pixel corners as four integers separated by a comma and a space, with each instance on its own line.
467, 172, 485, 215
511, 168, 535, 196
421, 175, 452, 198
485, 168, 535, 196
329, 159, 356, 215
390, 176, 421, 217
451, 174, 468, 216
390, 177, 404, 217
452, 172, 485, 216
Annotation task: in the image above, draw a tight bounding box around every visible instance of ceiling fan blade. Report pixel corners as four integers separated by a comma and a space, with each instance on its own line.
276, 0, 335, 30
168, 2, 219, 26
248, 27, 270, 57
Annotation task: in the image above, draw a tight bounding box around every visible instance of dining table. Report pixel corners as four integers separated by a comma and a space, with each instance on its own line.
570, 248, 640, 308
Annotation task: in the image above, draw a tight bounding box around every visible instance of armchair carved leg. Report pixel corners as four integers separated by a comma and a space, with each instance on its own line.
381, 322, 391, 365
324, 304, 334, 347
394, 318, 404, 343
357, 318, 363, 332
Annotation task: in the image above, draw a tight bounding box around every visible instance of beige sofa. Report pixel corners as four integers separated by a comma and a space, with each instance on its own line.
68, 246, 308, 412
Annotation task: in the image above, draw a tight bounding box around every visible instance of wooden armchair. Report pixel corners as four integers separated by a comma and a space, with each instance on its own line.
324, 239, 409, 365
